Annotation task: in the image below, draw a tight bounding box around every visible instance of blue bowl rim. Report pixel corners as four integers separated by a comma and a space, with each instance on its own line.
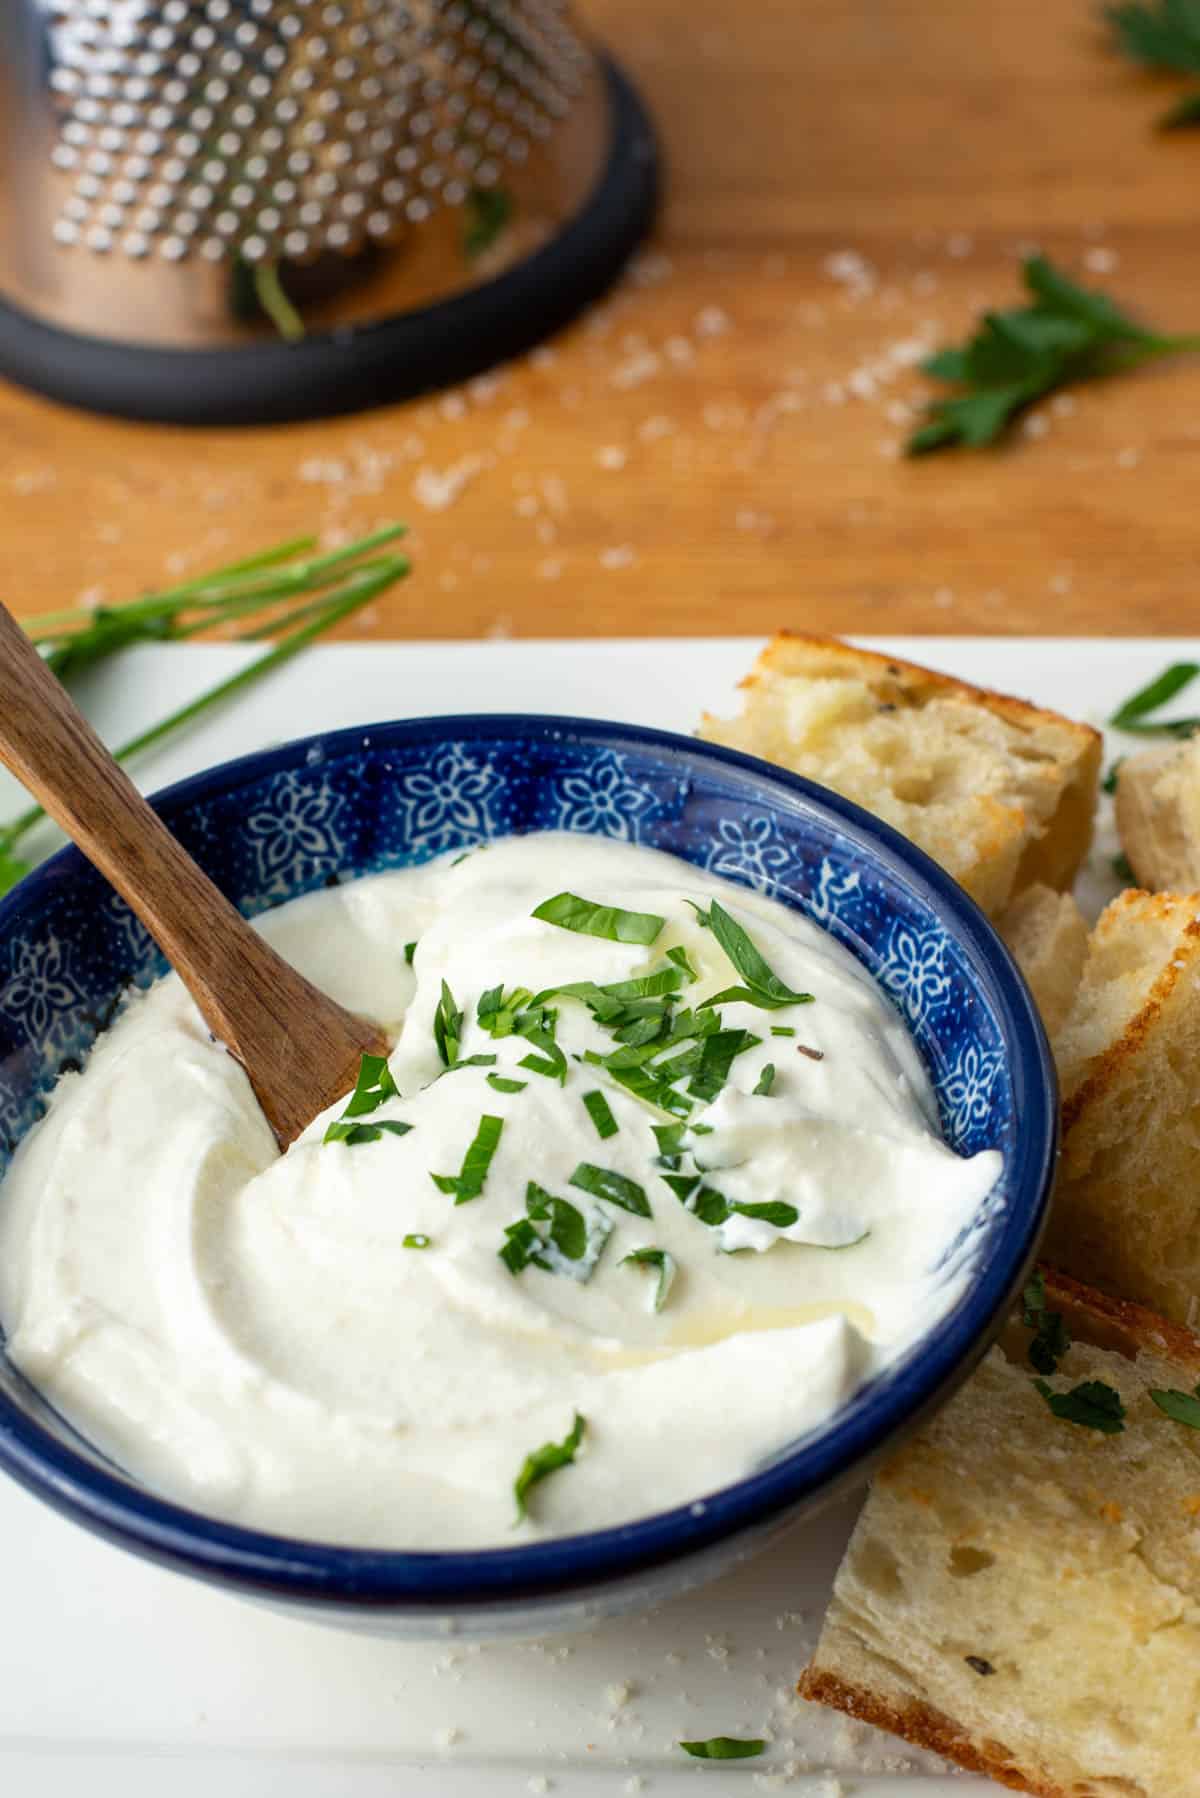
0, 712, 1058, 1607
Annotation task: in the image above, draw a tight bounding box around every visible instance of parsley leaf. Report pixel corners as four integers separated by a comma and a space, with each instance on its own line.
621, 1246, 677, 1311
569, 1161, 652, 1217
1109, 661, 1200, 739
514, 1412, 586, 1522
431, 1113, 504, 1204
433, 979, 463, 1067
582, 1089, 619, 1139
908, 256, 1200, 453
753, 1063, 776, 1096
666, 944, 699, 981
1107, 2, 1200, 125
701, 901, 814, 1011
323, 1119, 413, 1146
771, 1025, 796, 1037
403, 1232, 431, 1249
1034, 1378, 1127, 1434
1102, 757, 1125, 795
531, 891, 665, 945
679, 1738, 766, 1761
688, 1027, 761, 1102
1149, 1383, 1200, 1428
487, 1072, 527, 1094
323, 1053, 409, 1144
1022, 1270, 1072, 1375
501, 1181, 613, 1281
730, 1199, 798, 1228
404, 940, 417, 965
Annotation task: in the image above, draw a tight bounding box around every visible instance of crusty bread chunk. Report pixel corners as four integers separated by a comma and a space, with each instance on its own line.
1046, 889, 1200, 1326
995, 884, 1089, 1038
1114, 735, 1200, 893
699, 635, 1101, 917
800, 1271, 1200, 1798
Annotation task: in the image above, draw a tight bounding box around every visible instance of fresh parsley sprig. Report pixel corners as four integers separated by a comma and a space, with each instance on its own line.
907, 256, 1200, 454
0, 527, 411, 896
1107, 1, 1200, 127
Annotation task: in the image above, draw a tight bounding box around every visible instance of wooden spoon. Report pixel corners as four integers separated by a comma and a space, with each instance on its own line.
0, 600, 388, 1147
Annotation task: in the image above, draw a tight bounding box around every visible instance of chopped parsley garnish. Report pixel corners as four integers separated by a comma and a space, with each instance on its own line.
686, 900, 712, 928
431, 1113, 504, 1204
605, 1060, 694, 1118
1034, 1378, 1126, 1434
404, 940, 417, 965
486, 1072, 527, 1094
433, 979, 463, 1067
500, 1181, 613, 1281
753, 1063, 776, 1096
443, 1053, 498, 1073
323, 1052, 410, 1145
652, 1121, 686, 1166
569, 1161, 652, 1217
679, 1738, 765, 1761
1148, 1383, 1200, 1428
342, 1052, 398, 1115
621, 1246, 676, 1311
403, 1232, 431, 1249
1102, 758, 1125, 796
582, 1089, 619, 1139
666, 944, 699, 981
683, 1186, 734, 1229
689, 1027, 761, 1102
730, 1199, 798, 1228
700, 900, 814, 1011
514, 1412, 586, 1522
477, 984, 534, 1037
531, 891, 665, 945
1112, 852, 1136, 883
519, 1026, 568, 1085
1022, 1271, 1071, 1375
771, 1025, 795, 1037
324, 1118, 413, 1146
1109, 660, 1200, 739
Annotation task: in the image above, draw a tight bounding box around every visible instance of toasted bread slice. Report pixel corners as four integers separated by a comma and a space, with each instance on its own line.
1114, 736, 1200, 893
995, 884, 1089, 1038
1046, 889, 1200, 1326
699, 635, 1101, 918
800, 1270, 1200, 1798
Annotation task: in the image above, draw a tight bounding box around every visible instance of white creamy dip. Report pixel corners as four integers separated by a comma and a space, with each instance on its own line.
0, 833, 1000, 1548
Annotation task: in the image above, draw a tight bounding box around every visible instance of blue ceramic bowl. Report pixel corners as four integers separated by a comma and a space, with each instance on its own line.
0, 716, 1056, 1637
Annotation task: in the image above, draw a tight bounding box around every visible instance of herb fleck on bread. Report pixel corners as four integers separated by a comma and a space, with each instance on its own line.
800, 1270, 1200, 1798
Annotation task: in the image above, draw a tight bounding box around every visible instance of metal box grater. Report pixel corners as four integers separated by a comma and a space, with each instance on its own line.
0, 0, 657, 423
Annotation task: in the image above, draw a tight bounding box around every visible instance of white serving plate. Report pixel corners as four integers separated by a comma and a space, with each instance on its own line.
0, 636, 1186, 1798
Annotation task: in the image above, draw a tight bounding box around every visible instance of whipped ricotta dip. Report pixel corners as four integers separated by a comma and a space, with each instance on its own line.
0, 832, 1001, 1548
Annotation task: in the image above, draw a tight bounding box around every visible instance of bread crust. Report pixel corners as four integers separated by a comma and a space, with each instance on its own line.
735, 632, 1104, 749
798, 1267, 1200, 1797
1058, 889, 1200, 1132
796, 1669, 1061, 1798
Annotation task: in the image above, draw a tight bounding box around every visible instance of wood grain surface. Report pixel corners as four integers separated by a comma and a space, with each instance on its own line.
3, 0, 1199, 639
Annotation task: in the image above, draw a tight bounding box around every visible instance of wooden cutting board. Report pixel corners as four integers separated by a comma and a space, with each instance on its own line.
2, 0, 1198, 640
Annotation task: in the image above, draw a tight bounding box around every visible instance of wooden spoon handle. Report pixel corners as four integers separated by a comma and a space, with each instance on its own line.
0, 601, 385, 1145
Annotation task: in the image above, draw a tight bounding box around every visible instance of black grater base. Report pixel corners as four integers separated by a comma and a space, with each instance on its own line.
0, 58, 658, 429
